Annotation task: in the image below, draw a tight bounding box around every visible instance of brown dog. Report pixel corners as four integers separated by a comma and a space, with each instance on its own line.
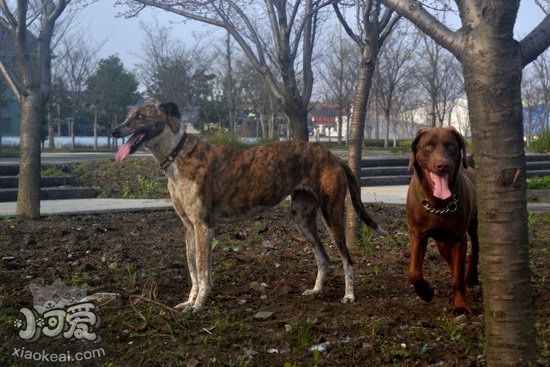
407, 127, 479, 315
111, 101, 384, 312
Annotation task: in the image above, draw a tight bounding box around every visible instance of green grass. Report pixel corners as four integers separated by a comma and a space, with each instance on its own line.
204, 127, 248, 148
528, 176, 550, 190
41, 166, 65, 176
0, 147, 19, 157
529, 131, 550, 153
528, 212, 550, 226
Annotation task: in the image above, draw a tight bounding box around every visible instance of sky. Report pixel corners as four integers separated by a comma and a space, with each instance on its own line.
76, 1, 548, 73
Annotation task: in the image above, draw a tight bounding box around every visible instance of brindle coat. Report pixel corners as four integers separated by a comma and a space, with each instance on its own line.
407, 127, 479, 315
112, 102, 384, 312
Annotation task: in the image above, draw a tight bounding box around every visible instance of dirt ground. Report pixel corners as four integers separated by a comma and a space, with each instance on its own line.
0, 205, 549, 366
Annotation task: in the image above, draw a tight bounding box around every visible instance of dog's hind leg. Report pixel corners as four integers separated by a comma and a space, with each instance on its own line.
191, 222, 214, 312
291, 191, 330, 297
320, 196, 355, 304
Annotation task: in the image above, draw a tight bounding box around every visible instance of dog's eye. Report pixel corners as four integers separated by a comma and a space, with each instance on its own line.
136, 113, 144, 119
424, 144, 433, 151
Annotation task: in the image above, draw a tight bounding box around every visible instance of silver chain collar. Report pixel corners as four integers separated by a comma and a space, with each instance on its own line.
422, 194, 459, 214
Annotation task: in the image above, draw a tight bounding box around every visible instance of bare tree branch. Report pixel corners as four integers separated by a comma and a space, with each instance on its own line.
0, 0, 17, 27
0, 59, 22, 101
520, 13, 550, 67
332, 3, 362, 46
535, 0, 549, 15
381, 0, 463, 59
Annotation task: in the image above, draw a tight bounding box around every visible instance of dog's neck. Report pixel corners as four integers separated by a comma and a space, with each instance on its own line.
146, 125, 186, 168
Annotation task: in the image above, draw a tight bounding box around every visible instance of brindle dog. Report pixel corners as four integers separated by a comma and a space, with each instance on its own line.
111, 101, 384, 312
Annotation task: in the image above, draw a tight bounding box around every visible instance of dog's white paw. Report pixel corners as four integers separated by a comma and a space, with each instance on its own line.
302, 289, 321, 296
341, 295, 355, 304
174, 302, 194, 312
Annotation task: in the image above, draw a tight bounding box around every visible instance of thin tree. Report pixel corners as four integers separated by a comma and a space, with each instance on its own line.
55, 31, 103, 149
122, 0, 331, 141
531, 49, 550, 132
0, 0, 74, 219
374, 25, 417, 148
382, 0, 550, 364
415, 33, 462, 128
332, 0, 400, 245
317, 27, 358, 144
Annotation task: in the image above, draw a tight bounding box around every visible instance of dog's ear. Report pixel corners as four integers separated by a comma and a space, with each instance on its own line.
159, 102, 181, 119
449, 126, 468, 169
408, 128, 428, 172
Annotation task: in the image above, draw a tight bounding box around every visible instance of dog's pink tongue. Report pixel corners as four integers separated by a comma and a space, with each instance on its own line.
431, 173, 452, 200
115, 142, 132, 162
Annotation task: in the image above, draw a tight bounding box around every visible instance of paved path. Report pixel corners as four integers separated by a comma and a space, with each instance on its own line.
1, 186, 548, 216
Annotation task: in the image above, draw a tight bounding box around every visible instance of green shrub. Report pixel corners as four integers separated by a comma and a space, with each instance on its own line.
41, 166, 65, 176
528, 176, 550, 190
529, 131, 550, 153
203, 127, 247, 148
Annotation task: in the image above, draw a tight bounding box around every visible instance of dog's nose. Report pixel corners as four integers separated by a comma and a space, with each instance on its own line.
111, 128, 121, 138
435, 161, 449, 171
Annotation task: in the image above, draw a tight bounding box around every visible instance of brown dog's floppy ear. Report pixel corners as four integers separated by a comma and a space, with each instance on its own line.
449, 126, 468, 168
408, 128, 427, 172
159, 102, 181, 119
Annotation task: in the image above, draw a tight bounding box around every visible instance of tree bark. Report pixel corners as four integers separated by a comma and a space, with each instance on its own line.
463, 36, 536, 366
47, 110, 55, 150
283, 99, 309, 141
93, 107, 98, 151
384, 108, 390, 147
16, 92, 43, 219
346, 45, 378, 246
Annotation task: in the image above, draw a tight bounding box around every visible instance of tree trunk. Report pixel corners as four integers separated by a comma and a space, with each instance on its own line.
463, 37, 536, 366
283, 99, 309, 142
16, 93, 43, 219
346, 44, 378, 247
70, 118, 75, 150
47, 110, 55, 150
384, 109, 390, 148
337, 108, 343, 145
93, 107, 98, 151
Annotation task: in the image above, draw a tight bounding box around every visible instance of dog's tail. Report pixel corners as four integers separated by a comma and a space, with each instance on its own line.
341, 161, 387, 236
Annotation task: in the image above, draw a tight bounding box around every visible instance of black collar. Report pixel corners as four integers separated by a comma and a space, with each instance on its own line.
160, 133, 187, 172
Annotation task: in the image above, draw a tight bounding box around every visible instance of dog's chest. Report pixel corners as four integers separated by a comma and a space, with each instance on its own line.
167, 173, 205, 218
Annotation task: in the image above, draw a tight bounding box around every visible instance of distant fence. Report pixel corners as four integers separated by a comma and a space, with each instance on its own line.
0, 136, 127, 149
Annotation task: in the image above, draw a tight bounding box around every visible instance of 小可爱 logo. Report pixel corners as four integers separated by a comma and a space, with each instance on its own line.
13, 279, 100, 342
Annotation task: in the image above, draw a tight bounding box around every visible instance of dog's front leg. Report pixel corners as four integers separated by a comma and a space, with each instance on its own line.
409, 234, 433, 302
191, 222, 213, 312
174, 223, 198, 312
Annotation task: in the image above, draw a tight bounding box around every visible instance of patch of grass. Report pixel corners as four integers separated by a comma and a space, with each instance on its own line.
113, 264, 138, 290
0, 147, 19, 157
41, 166, 65, 177
253, 219, 267, 233
204, 127, 248, 148
358, 225, 375, 257
529, 131, 550, 153
528, 213, 550, 226
66, 272, 93, 289
71, 158, 168, 199
286, 318, 317, 348
380, 340, 410, 361
437, 314, 472, 353
528, 176, 550, 190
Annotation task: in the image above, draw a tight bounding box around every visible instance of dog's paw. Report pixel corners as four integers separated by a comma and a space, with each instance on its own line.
452, 305, 470, 316
174, 302, 194, 312
302, 288, 321, 296
341, 294, 355, 304
413, 281, 434, 303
